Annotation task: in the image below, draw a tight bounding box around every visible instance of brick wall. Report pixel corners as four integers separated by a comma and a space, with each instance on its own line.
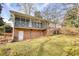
14, 28, 46, 41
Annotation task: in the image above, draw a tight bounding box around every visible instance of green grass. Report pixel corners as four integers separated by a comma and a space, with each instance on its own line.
0, 35, 79, 56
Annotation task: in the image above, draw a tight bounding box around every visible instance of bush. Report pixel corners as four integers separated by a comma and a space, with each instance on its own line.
60, 27, 79, 35
63, 46, 79, 56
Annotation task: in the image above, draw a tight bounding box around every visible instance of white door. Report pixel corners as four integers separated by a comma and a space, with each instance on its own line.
18, 31, 24, 41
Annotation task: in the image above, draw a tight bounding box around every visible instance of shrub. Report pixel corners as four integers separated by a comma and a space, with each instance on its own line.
60, 27, 79, 35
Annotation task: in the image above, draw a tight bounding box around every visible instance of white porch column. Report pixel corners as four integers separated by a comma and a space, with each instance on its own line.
20, 17, 21, 26
29, 18, 32, 39
11, 14, 15, 41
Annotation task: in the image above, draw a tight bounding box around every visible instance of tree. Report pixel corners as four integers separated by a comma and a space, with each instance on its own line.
34, 11, 42, 18
4, 25, 12, 33
19, 3, 37, 15
0, 17, 4, 26
41, 4, 62, 34
0, 4, 4, 26
41, 3, 75, 34
64, 4, 79, 27
0, 4, 2, 14
42, 8, 50, 20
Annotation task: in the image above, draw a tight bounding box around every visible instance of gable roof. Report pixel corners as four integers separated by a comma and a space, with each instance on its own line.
10, 10, 52, 23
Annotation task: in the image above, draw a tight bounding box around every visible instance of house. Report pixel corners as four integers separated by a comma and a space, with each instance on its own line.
10, 11, 52, 41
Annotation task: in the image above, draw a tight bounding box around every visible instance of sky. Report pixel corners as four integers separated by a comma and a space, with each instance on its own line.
0, 3, 74, 25
1, 3, 49, 22
0, 3, 50, 27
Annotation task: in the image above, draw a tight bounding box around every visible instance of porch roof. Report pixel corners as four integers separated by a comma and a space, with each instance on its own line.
10, 10, 52, 23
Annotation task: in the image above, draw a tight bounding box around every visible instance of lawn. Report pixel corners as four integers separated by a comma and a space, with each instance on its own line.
0, 35, 79, 56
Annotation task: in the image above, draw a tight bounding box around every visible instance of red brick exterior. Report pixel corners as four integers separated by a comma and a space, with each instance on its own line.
14, 28, 46, 41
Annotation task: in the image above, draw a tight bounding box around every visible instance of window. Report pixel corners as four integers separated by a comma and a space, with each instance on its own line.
32, 22, 36, 28
39, 23, 42, 28
15, 17, 47, 28
38, 23, 40, 28
36, 22, 39, 28
15, 17, 21, 27
41, 23, 46, 28
20, 18, 25, 27
25, 19, 29, 27
15, 17, 30, 27
32, 22, 43, 28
